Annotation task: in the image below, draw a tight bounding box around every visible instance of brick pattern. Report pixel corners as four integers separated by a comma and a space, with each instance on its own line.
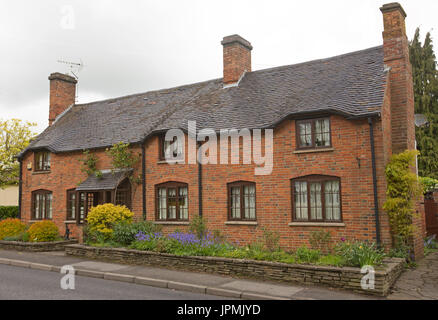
21, 146, 143, 239
223, 42, 251, 84
66, 244, 405, 296
381, 4, 425, 259
48, 73, 77, 126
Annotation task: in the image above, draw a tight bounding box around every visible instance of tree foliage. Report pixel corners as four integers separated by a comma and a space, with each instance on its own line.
409, 28, 438, 178
0, 119, 37, 188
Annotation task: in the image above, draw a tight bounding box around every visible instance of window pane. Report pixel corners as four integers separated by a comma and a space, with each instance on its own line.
294, 181, 308, 220
41, 194, 46, 219
325, 181, 340, 221
231, 187, 241, 219
243, 185, 256, 219
179, 187, 188, 220
69, 192, 76, 220
299, 123, 312, 147
79, 193, 85, 221
310, 182, 322, 220
163, 140, 172, 158
45, 153, 51, 170
168, 188, 177, 219
315, 119, 330, 147
35, 194, 40, 219
47, 193, 52, 219
158, 188, 167, 220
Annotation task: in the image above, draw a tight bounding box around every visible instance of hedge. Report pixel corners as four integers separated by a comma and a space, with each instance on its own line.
0, 206, 19, 221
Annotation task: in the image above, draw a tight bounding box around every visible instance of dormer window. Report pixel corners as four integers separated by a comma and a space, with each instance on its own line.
296, 118, 331, 149
34, 151, 51, 171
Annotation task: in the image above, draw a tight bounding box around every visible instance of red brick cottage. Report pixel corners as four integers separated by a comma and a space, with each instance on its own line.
17, 3, 426, 258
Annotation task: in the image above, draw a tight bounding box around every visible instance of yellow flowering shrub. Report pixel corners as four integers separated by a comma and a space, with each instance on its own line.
0, 218, 26, 240
86, 204, 134, 239
28, 220, 60, 242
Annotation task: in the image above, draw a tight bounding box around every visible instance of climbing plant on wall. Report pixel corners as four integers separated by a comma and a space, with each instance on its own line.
383, 150, 421, 248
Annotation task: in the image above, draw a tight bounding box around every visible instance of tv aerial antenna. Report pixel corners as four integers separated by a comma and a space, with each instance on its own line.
57, 59, 84, 79
57, 58, 84, 102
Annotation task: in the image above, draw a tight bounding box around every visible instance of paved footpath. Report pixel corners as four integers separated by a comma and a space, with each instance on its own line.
0, 249, 375, 300
388, 251, 438, 300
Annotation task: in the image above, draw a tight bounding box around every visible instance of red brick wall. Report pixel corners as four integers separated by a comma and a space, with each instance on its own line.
381, 3, 424, 259
22, 115, 392, 251
141, 115, 391, 250
21, 146, 143, 239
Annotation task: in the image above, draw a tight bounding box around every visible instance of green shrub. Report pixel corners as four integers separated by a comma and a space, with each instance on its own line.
309, 230, 332, 253
384, 150, 421, 248
28, 220, 59, 242
261, 228, 280, 252
0, 218, 26, 240
0, 206, 19, 221
113, 221, 162, 246
317, 254, 345, 267
86, 204, 134, 239
335, 241, 385, 267
295, 246, 321, 264
189, 215, 207, 239
388, 235, 412, 261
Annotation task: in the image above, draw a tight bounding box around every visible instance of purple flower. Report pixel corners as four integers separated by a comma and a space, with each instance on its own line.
341, 237, 345, 242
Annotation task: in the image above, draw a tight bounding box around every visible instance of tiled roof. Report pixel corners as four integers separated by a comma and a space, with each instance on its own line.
21, 45, 386, 156
76, 169, 132, 191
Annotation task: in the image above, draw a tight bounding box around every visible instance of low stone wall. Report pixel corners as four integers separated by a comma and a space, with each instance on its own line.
0, 240, 78, 252
65, 245, 405, 296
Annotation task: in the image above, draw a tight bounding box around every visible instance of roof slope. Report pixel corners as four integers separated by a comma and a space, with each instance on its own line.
23, 45, 386, 155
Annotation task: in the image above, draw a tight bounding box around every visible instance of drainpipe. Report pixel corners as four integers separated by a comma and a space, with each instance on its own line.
368, 117, 381, 246
141, 142, 146, 220
18, 158, 23, 219
197, 142, 203, 217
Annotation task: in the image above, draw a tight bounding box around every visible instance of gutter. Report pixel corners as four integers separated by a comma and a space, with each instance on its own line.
18, 159, 23, 220
141, 142, 147, 220
368, 117, 381, 246
198, 142, 203, 217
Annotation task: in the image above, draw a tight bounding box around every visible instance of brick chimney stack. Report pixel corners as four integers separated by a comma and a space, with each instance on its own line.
380, 2, 415, 153
48, 72, 77, 126
221, 35, 252, 86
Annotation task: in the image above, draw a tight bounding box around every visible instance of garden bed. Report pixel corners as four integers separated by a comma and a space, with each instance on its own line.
65, 244, 405, 296
0, 239, 78, 252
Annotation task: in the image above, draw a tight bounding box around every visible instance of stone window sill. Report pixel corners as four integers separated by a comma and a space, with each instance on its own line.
293, 148, 334, 154
153, 221, 190, 226
32, 170, 51, 175
29, 219, 52, 223
225, 221, 258, 226
64, 220, 77, 224
289, 222, 345, 227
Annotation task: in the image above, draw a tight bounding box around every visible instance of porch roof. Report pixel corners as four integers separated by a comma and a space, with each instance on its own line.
76, 169, 132, 191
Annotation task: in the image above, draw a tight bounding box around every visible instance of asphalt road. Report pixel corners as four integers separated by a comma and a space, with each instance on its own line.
0, 264, 229, 300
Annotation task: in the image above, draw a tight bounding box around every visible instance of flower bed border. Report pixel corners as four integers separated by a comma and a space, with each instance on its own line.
0, 239, 78, 252
65, 244, 405, 296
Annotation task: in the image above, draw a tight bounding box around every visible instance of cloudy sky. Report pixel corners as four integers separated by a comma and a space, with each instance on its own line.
1, 0, 437, 134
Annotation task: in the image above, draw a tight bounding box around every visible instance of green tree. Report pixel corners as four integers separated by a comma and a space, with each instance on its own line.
0, 119, 37, 188
409, 28, 438, 178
